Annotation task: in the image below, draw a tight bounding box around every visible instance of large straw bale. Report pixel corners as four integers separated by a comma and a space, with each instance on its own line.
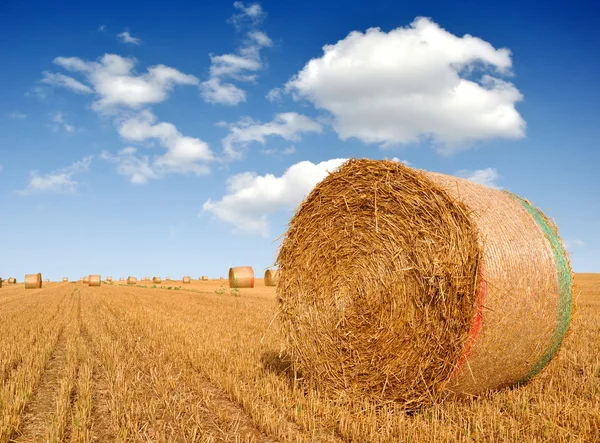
276, 158, 573, 408
88, 275, 101, 287
229, 266, 254, 288
25, 273, 42, 289
8, 278, 16, 284
264, 269, 279, 287
152, 276, 162, 284
183, 276, 191, 284
127, 276, 137, 285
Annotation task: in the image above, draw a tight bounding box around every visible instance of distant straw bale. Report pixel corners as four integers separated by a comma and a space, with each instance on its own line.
8, 278, 16, 284
166, 277, 171, 281
182, 276, 191, 284
229, 267, 254, 288
63, 277, 68, 282
264, 269, 279, 287
119, 277, 125, 282
277, 158, 573, 409
127, 276, 137, 285
106, 276, 113, 282
25, 273, 42, 289
152, 277, 162, 284
83, 276, 89, 284
201, 276, 208, 281
88, 275, 101, 287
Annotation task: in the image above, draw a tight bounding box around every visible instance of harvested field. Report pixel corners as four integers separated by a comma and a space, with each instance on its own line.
0, 274, 598, 442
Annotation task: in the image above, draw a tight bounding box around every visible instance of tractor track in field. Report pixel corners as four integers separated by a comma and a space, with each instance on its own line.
97, 294, 280, 443
13, 331, 68, 443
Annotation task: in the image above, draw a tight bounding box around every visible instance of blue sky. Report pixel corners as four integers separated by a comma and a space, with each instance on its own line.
1, 0, 598, 281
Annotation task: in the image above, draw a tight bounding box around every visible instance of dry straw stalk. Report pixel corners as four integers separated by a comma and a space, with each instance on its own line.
264, 269, 279, 287
24, 273, 42, 289
229, 266, 254, 288
276, 158, 573, 409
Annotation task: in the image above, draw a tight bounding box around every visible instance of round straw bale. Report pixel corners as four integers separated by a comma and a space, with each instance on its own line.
8, 277, 16, 284
83, 276, 89, 284
182, 276, 191, 284
166, 277, 171, 281
88, 275, 101, 287
45, 279, 50, 282
63, 277, 68, 282
276, 158, 573, 408
264, 269, 279, 287
106, 276, 113, 282
152, 277, 162, 284
127, 276, 137, 285
229, 266, 254, 288
0, 278, 2, 288
201, 276, 208, 281
119, 277, 125, 282
25, 273, 42, 289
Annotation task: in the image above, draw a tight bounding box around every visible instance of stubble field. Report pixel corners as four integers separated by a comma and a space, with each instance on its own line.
0, 274, 598, 442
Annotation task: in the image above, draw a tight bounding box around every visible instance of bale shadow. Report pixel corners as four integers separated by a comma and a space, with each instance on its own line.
260, 350, 303, 386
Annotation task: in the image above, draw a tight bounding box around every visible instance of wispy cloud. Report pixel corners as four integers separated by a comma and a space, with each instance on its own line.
117, 31, 141, 45
99, 24, 106, 31
455, 167, 502, 189
221, 112, 322, 159
201, 2, 272, 105
51, 112, 76, 133
18, 156, 92, 195
564, 239, 585, 250
9, 112, 27, 119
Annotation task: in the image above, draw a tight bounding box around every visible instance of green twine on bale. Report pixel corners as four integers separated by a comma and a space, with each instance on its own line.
507, 193, 573, 384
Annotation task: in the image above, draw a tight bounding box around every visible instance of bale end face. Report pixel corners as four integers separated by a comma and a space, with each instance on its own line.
229, 266, 254, 288
264, 269, 279, 287
24, 273, 43, 289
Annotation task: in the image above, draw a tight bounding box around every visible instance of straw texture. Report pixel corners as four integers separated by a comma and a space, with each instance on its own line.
229, 267, 254, 288
264, 269, 279, 287
276, 158, 573, 408
25, 273, 42, 289
88, 275, 101, 287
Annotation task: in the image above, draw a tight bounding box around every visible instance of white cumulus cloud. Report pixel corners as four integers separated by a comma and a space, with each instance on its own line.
18, 156, 92, 195
100, 110, 213, 183
45, 54, 199, 113
280, 17, 525, 154
455, 167, 502, 189
202, 158, 347, 236
222, 112, 322, 159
